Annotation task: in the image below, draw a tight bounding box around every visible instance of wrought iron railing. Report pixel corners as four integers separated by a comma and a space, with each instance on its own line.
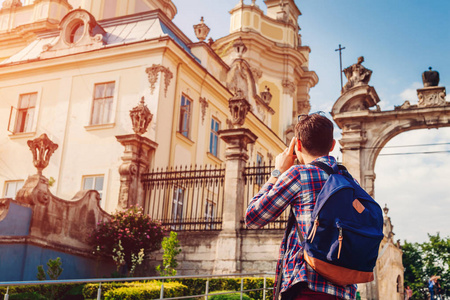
241, 161, 289, 230
142, 165, 225, 231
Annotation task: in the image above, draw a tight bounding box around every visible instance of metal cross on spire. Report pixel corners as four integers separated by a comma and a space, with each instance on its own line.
335, 44, 346, 92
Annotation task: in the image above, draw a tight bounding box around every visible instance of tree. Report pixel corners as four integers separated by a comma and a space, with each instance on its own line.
156, 231, 182, 276
403, 233, 450, 299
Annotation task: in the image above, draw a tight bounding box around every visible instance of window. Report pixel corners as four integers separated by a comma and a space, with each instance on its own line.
172, 187, 184, 230
256, 153, 264, 185
9, 93, 37, 133
69, 22, 84, 43
179, 95, 192, 138
209, 118, 220, 156
82, 175, 104, 200
3, 180, 24, 199
204, 200, 216, 229
90, 82, 115, 125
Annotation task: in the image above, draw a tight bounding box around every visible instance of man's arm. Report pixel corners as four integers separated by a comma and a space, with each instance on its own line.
245, 166, 301, 229
245, 138, 300, 229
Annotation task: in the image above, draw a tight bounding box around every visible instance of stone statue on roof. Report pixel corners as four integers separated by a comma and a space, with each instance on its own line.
342, 56, 372, 93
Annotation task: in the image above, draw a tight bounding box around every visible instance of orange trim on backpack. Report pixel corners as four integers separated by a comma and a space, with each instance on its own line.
304, 252, 374, 286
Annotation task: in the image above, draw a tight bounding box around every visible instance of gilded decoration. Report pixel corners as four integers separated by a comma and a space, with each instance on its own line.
199, 97, 209, 125
145, 64, 173, 97
130, 97, 153, 135
27, 134, 59, 176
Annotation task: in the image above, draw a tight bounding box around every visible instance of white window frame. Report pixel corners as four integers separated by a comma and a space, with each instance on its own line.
8, 88, 42, 136
89, 81, 116, 126
178, 94, 193, 139
82, 175, 105, 202
3, 180, 24, 199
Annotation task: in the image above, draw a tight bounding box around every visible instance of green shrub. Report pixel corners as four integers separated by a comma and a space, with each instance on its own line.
209, 291, 254, 300
8, 292, 47, 300
104, 281, 187, 300
179, 277, 274, 299
0, 284, 85, 300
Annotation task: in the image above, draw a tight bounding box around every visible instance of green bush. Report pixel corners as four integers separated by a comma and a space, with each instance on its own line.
209, 291, 254, 300
179, 277, 274, 299
0, 284, 85, 300
104, 281, 187, 300
82, 282, 124, 299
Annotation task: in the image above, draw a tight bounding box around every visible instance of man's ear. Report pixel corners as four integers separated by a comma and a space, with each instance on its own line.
330, 139, 336, 152
297, 139, 302, 153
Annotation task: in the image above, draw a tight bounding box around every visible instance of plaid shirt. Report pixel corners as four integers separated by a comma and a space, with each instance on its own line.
245, 156, 357, 300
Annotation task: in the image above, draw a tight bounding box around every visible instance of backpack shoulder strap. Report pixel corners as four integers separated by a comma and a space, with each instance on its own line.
310, 161, 335, 175
310, 161, 351, 178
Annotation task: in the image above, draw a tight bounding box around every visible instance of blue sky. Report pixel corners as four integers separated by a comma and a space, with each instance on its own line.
172, 0, 450, 243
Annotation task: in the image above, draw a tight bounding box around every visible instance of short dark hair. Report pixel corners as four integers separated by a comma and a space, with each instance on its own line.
295, 113, 334, 156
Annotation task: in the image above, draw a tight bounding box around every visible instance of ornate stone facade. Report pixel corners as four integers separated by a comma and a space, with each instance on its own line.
40, 9, 106, 59
145, 64, 173, 96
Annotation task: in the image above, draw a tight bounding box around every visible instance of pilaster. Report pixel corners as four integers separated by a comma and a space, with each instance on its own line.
215, 127, 257, 273
116, 134, 158, 209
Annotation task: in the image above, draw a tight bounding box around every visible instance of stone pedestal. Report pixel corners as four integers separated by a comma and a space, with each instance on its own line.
116, 134, 158, 209
215, 127, 257, 273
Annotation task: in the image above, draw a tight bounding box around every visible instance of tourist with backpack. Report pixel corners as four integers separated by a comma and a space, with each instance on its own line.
246, 112, 384, 300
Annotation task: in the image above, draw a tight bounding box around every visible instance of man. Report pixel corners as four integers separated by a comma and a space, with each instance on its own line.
246, 113, 357, 300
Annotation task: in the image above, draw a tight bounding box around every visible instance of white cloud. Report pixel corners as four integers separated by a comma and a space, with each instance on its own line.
399, 82, 422, 104
375, 128, 450, 243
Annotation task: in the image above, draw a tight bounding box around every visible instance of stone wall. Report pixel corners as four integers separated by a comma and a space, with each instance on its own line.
0, 173, 115, 281
147, 230, 282, 276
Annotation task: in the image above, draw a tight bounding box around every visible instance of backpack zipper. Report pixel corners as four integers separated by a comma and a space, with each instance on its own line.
338, 227, 343, 259
307, 216, 319, 242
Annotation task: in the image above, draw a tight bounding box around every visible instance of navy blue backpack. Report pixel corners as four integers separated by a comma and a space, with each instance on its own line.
275, 162, 384, 297
303, 161, 384, 286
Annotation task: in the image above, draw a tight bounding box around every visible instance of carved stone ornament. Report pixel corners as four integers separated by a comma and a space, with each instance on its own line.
27, 134, 59, 176
250, 67, 262, 81
260, 86, 272, 105
422, 67, 440, 87
40, 9, 106, 59
342, 56, 373, 94
2, 0, 22, 9
199, 97, 209, 125
417, 86, 446, 108
130, 97, 153, 135
282, 79, 296, 97
228, 89, 251, 127
233, 38, 247, 58
193, 17, 210, 42
145, 64, 173, 97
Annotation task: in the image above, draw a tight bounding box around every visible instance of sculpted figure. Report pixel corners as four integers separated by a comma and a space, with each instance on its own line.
342, 56, 372, 93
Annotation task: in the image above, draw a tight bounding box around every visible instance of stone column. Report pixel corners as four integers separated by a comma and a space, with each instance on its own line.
116, 97, 157, 209
116, 134, 157, 209
214, 128, 257, 274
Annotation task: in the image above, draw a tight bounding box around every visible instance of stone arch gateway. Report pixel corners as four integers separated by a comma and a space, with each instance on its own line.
332, 65, 448, 198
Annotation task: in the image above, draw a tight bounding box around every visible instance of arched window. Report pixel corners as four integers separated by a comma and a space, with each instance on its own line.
396, 275, 402, 293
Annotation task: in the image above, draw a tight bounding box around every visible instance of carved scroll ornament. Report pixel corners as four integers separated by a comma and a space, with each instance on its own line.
145, 64, 173, 97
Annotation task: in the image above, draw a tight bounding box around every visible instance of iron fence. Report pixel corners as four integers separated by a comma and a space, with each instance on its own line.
241, 161, 289, 230
142, 165, 225, 231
